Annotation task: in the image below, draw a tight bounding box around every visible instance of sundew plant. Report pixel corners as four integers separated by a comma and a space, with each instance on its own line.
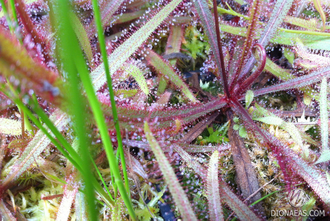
0, 0, 330, 220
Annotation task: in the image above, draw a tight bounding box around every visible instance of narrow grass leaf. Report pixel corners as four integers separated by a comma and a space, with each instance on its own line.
53, 1, 98, 219
207, 150, 223, 221
91, 0, 183, 91
87, 0, 125, 38
91, 0, 134, 214
144, 122, 198, 221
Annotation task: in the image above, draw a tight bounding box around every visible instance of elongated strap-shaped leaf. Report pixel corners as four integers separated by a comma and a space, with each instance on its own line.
0, 28, 62, 105
120, 62, 149, 95
56, 180, 78, 221
207, 150, 224, 221
253, 66, 330, 97
91, 0, 183, 91
313, 0, 326, 31
101, 97, 226, 131
320, 77, 328, 152
193, 0, 224, 81
181, 143, 230, 153
234, 0, 262, 80
281, 143, 330, 206
0, 118, 23, 136
15, 0, 52, 63
144, 122, 198, 221
220, 23, 330, 50
2, 109, 69, 187
315, 77, 330, 164
0, 199, 16, 220
259, 0, 294, 47
240, 0, 294, 77
174, 144, 261, 220
146, 49, 197, 102
175, 145, 208, 179
219, 181, 262, 221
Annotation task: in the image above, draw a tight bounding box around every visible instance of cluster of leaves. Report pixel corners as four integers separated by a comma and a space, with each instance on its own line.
0, 0, 330, 220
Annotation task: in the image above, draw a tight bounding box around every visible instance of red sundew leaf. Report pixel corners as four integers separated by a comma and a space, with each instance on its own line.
0, 199, 16, 220
0, 29, 62, 105
1, 109, 69, 188
144, 122, 198, 221
219, 181, 262, 221
230, 99, 330, 208
56, 178, 78, 221
165, 25, 184, 67
174, 144, 261, 220
90, 0, 183, 91
15, 0, 52, 63
206, 150, 224, 221
192, 0, 222, 80
180, 143, 230, 153
240, 0, 294, 78
282, 146, 330, 208
101, 97, 226, 131
252, 66, 330, 97
235, 43, 266, 96
231, 0, 262, 88
174, 145, 208, 179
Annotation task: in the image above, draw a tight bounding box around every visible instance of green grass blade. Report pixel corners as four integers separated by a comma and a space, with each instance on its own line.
52, 1, 136, 219
91, 0, 131, 200
91, 157, 115, 202
52, 1, 98, 219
